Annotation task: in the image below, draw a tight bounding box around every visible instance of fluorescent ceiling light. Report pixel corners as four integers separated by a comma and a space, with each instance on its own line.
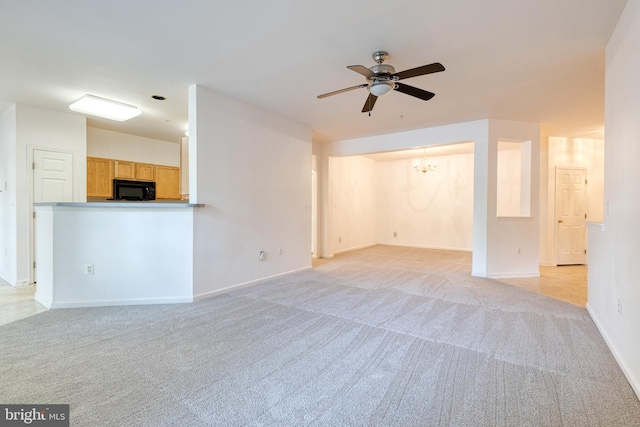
69, 95, 141, 121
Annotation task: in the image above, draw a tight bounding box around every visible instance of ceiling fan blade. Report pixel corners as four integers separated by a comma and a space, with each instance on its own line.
394, 83, 435, 101
317, 84, 368, 99
347, 65, 374, 79
361, 93, 378, 113
393, 62, 445, 80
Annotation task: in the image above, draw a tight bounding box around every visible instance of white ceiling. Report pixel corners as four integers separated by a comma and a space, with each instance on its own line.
0, 0, 626, 144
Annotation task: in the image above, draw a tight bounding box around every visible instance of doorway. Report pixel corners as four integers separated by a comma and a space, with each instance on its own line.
30, 148, 74, 283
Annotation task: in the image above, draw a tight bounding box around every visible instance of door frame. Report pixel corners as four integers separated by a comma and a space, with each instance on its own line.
554, 166, 587, 265
28, 146, 75, 284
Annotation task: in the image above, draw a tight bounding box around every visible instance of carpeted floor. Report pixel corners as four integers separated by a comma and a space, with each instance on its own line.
1, 246, 639, 426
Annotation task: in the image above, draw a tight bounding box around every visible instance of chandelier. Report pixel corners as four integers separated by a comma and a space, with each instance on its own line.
413, 148, 438, 174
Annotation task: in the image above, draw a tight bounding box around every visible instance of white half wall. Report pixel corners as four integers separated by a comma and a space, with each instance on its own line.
87, 127, 179, 166
189, 85, 312, 298
588, 0, 640, 398
34, 204, 194, 308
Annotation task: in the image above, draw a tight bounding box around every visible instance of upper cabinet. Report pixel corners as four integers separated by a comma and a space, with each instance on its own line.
114, 160, 135, 179
156, 166, 180, 199
115, 160, 156, 181
87, 157, 114, 198
135, 162, 155, 181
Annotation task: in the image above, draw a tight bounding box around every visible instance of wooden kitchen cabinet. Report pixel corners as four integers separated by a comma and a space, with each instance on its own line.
114, 160, 135, 179
87, 157, 180, 200
155, 165, 180, 199
87, 157, 114, 198
135, 163, 155, 181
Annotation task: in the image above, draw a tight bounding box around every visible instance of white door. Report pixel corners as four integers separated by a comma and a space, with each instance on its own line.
555, 167, 586, 265
32, 149, 73, 282
33, 149, 73, 202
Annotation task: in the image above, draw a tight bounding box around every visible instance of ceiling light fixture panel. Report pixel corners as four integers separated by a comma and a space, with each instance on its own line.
69, 94, 142, 121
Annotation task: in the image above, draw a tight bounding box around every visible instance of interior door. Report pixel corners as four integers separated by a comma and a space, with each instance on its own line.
32, 149, 73, 282
555, 167, 586, 265
34, 149, 73, 202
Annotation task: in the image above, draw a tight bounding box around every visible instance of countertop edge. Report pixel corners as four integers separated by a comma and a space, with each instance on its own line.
34, 202, 205, 208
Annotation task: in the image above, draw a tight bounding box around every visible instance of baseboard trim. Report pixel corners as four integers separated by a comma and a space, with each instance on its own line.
586, 303, 640, 400
193, 266, 313, 301
48, 295, 193, 309
34, 292, 52, 309
5, 279, 31, 287
485, 271, 540, 279
381, 243, 472, 252
333, 243, 377, 255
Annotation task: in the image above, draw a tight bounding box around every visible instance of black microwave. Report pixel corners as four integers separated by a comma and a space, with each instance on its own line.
112, 179, 156, 201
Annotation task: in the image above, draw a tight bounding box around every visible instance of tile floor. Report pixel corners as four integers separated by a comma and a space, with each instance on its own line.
0, 279, 48, 327
497, 264, 588, 307
1, 255, 587, 327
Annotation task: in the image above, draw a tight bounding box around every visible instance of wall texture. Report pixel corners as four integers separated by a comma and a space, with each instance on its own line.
588, 0, 640, 397
329, 155, 377, 253
377, 152, 474, 251
0, 105, 17, 284
0, 104, 85, 286
190, 85, 312, 298
87, 127, 179, 166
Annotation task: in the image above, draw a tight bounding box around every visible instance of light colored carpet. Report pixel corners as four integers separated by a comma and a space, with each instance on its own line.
1, 245, 639, 426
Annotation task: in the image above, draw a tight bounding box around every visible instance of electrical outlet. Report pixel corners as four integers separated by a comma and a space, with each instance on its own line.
517, 248, 521, 254
393, 231, 397, 237
338, 237, 342, 243
84, 264, 94, 275
617, 298, 623, 316
259, 251, 266, 261
278, 247, 283, 256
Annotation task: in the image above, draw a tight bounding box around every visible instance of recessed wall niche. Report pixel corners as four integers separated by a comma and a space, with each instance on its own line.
496, 140, 532, 217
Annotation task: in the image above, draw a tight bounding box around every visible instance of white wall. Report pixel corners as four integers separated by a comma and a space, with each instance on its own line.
496, 143, 523, 217
0, 104, 86, 286
87, 127, 179, 166
0, 105, 17, 284
377, 152, 474, 251
481, 120, 540, 278
540, 137, 604, 265
189, 85, 312, 298
588, 0, 640, 397
329, 155, 377, 253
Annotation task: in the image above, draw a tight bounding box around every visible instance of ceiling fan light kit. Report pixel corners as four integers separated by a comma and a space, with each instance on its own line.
369, 81, 395, 97
317, 51, 445, 113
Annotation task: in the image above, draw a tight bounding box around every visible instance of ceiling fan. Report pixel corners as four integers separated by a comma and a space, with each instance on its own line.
317, 51, 445, 114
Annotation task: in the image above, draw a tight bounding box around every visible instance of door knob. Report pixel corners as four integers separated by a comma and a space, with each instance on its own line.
558, 220, 564, 223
